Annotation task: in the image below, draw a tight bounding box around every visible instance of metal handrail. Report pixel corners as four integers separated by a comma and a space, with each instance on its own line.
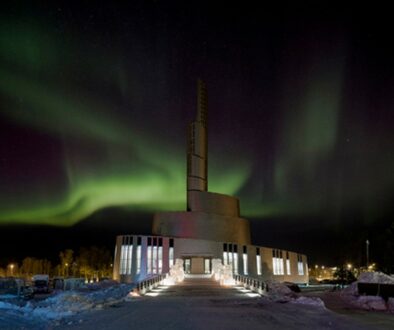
135, 274, 168, 295
233, 274, 267, 295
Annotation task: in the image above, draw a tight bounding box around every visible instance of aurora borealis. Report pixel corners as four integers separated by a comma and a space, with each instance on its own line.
1, 3, 394, 264
0, 4, 252, 226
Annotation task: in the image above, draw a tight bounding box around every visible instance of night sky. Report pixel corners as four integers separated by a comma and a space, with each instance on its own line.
1, 3, 393, 267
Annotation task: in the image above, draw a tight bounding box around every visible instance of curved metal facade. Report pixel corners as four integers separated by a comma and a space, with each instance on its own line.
152, 211, 251, 245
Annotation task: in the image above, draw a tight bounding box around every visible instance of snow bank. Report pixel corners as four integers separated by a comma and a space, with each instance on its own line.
266, 282, 297, 303
263, 282, 326, 308
342, 272, 394, 297
0, 301, 20, 310
340, 272, 394, 312
388, 298, 394, 313
358, 272, 394, 284
291, 296, 325, 308
0, 282, 135, 321
341, 282, 358, 296
355, 296, 386, 311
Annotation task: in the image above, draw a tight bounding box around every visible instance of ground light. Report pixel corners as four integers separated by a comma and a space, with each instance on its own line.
144, 285, 171, 297
129, 276, 173, 298
234, 285, 261, 298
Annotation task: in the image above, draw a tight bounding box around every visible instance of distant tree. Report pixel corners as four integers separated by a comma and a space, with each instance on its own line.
20, 257, 53, 277
43, 259, 52, 275
0, 267, 5, 277
334, 267, 356, 285
20, 257, 34, 277
76, 246, 112, 281
59, 249, 74, 277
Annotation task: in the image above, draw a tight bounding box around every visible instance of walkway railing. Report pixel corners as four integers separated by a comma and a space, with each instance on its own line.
135, 274, 168, 295
233, 274, 267, 295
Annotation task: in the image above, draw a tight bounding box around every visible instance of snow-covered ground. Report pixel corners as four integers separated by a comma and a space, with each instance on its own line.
0, 274, 393, 329
54, 279, 393, 330
0, 280, 135, 329
340, 272, 394, 312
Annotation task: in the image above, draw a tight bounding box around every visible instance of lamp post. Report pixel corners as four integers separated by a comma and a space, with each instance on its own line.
10, 264, 14, 277
366, 239, 370, 269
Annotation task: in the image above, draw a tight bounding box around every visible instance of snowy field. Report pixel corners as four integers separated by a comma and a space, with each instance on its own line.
0, 273, 393, 329
0, 281, 134, 329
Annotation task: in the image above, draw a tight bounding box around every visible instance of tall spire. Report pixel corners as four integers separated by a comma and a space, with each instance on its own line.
187, 79, 208, 210
196, 79, 207, 128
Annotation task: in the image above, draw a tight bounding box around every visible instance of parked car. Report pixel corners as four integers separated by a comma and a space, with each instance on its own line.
32, 274, 50, 294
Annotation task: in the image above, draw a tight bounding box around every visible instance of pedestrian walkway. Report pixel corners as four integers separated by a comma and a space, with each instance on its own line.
147, 276, 248, 298
56, 276, 380, 330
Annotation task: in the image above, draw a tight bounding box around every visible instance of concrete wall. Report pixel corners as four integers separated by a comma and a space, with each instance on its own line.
114, 235, 309, 285
174, 238, 222, 259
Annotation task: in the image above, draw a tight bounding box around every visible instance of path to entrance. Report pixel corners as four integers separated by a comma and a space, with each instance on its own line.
148, 276, 250, 298
55, 277, 389, 330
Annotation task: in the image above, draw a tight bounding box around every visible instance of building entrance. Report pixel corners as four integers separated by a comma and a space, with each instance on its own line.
183, 257, 211, 274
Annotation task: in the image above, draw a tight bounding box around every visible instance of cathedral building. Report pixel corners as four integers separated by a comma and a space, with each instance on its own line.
113, 81, 308, 284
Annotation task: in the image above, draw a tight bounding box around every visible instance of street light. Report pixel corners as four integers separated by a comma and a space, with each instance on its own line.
366, 240, 370, 268
9, 264, 14, 276
347, 263, 352, 270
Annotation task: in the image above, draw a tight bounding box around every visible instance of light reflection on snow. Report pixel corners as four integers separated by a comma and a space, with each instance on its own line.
145, 292, 160, 297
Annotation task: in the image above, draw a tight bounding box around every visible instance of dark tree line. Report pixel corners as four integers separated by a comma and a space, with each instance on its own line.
0, 246, 113, 281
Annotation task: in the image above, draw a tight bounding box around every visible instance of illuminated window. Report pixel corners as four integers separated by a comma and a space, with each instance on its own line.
223, 252, 228, 265
272, 249, 284, 275
243, 254, 248, 275
272, 250, 276, 275
233, 245, 238, 274
279, 251, 284, 275
233, 252, 238, 274
120, 245, 132, 275
120, 246, 126, 275
286, 252, 291, 275
204, 259, 210, 274
153, 246, 158, 274
169, 239, 174, 268
127, 245, 132, 274
120, 236, 133, 275
136, 237, 141, 274
223, 243, 228, 265
169, 247, 174, 268
184, 259, 191, 274
147, 247, 152, 274
297, 254, 304, 275
158, 241, 163, 274
147, 237, 152, 274
256, 248, 261, 275
114, 245, 117, 269
243, 246, 248, 275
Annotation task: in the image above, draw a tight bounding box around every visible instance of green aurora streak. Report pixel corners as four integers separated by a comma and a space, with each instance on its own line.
0, 20, 251, 225
2, 18, 390, 226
